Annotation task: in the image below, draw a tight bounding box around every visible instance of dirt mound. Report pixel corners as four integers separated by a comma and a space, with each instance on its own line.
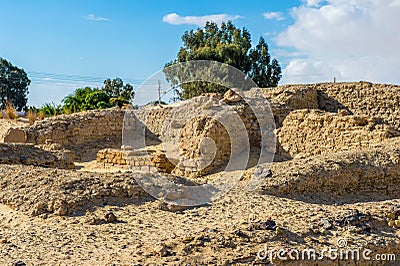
0, 143, 74, 169
0, 164, 145, 216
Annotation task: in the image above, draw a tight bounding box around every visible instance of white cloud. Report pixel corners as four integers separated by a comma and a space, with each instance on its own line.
389, 0, 400, 7
276, 0, 400, 84
263, 12, 285, 21
303, 0, 323, 7
85, 14, 111, 21
162, 13, 243, 26
281, 59, 342, 84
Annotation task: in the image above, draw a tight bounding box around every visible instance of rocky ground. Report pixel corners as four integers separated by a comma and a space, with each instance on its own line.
0, 162, 399, 265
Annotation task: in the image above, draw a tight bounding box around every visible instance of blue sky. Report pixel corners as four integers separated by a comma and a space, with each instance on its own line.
1, 0, 400, 106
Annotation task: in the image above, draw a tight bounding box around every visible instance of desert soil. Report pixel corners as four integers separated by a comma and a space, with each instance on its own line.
0, 162, 399, 265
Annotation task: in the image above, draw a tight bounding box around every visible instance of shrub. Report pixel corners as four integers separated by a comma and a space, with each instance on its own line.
37, 110, 45, 120
39, 103, 61, 117
27, 109, 37, 125
5, 102, 18, 120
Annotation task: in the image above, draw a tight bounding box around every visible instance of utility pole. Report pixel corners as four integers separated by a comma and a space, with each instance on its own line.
158, 80, 161, 107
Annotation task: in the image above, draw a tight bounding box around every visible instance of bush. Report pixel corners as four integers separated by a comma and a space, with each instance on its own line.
39, 103, 61, 117
37, 110, 45, 120
5, 102, 18, 120
27, 109, 37, 125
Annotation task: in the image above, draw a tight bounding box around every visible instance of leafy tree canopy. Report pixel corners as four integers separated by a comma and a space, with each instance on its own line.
103, 77, 134, 107
63, 87, 112, 112
164, 21, 281, 100
0, 58, 30, 111
62, 78, 134, 112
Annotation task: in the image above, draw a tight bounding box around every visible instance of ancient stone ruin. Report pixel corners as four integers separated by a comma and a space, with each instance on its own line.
2, 81, 400, 264
3, 81, 400, 186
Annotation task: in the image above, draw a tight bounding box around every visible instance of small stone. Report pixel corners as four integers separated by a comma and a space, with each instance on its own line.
395, 220, 400, 228
386, 212, 397, 220
320, 218, 333, 229
223, 89, 242, 103
182, 236, 194, 243
275, 227, 283, 235
153, 243, 168, 257
388, 220, 395, 227
53, 199, 68, 216
13, 261, 26, 266
104, 212, 117, 223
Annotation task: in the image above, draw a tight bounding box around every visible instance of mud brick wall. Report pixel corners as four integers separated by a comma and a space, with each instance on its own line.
10, 107, 124, 147
276, 109, 400, 158
97, 148, 174, 173
262, 85, 319, 127
317, 82, 400, 130
279, 82, 400, 130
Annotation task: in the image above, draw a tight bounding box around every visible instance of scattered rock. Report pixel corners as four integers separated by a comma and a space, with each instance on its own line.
12, 261, 26, 266
157, 202, 189, 212
53, 199, 68, 216
395, 220, 400, 228
320, 218, 333, 230
253, 167, 272, 179
104, 212, 117, 223
153, 243, 169, 257
222, 89, 242, 103
248, 219, 276, 231
318, 210, 373, 233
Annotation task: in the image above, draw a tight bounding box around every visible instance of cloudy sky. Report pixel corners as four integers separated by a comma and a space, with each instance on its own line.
1, 0, 399, 106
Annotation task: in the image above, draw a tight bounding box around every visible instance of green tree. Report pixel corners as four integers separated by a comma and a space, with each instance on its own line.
164, 21, 281, 99
102, 78, 134, 107
61, 78, 134, 113
63, 87, 112, 112
249, 37, 282, 88
0, 58, 31, 110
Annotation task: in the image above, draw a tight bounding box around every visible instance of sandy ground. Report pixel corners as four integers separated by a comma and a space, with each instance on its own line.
0, 162, 399, 265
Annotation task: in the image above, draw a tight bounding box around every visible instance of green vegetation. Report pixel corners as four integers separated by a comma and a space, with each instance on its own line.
37, 77, 134, 117
164, 21, 282, 100
63, 87, 111, 113
0, 58, 31, 111
102, 78, 134, 108
0, 57, 135, 118
62, 78, 134, 113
